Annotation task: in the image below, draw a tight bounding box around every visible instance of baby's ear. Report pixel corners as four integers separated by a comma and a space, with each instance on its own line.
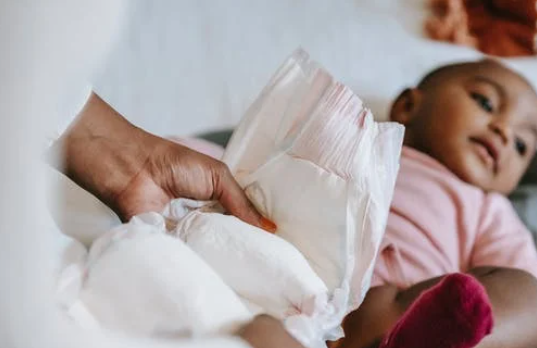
389, 88, 422, 125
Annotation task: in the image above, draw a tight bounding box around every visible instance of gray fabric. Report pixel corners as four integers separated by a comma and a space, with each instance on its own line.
511, 156, 537, 246
197, 129, 234, 148
510, 185, 537, 245
521, 157, 537, 185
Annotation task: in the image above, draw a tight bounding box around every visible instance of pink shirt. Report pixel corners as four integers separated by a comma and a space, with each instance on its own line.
372, 147, 537, 289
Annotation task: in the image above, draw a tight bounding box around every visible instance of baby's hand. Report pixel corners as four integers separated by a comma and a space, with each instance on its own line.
236, 315, 304, 348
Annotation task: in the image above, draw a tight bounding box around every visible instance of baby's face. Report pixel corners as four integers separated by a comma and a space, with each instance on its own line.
395, 61, 537, 194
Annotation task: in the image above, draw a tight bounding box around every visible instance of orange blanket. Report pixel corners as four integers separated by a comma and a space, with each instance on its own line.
426, 0, 537, 57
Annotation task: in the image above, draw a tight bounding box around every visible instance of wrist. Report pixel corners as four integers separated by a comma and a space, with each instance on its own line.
53, 93, 155, 215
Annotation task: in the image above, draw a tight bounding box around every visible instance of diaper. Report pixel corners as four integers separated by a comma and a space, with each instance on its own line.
224, 48, 404, 308
67, 49, 404, 348
174, 49, 404, 347
175, 210, 329, 320
76, 216, 253, 338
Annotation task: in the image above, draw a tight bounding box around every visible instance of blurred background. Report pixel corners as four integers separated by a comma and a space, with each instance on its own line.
52, 0, 537, 264
72, 0, 492, 138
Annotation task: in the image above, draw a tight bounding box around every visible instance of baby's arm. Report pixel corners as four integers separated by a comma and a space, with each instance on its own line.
238, 315, 305, 348
338, 267, 537, 348
336, 195, 537, 348
467, 195, 537, 347
469, 267, 537, 348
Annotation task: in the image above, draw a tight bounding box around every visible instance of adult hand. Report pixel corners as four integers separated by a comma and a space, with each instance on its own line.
51, 92, 276, 232
114, 135, 276, 230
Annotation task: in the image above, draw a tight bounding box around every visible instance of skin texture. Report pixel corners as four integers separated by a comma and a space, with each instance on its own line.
336, 268, 537, 348
50, 92, 276, 233
50, 93, 294, 348
391, 59, 537, 195
331, 61, 537, 348
237, 315, 305, 348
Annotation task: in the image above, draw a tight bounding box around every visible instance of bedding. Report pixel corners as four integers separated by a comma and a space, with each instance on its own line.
426, 0, 537, 57
512, 155, 537, 242
511, 186, 537, 244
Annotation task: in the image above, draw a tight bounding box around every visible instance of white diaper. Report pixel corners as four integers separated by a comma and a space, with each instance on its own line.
225, 48, 403, 307
77, 217, 253, 338
174, 49, 404, 346
175, 211, 329, 319
66, 49, 403, 348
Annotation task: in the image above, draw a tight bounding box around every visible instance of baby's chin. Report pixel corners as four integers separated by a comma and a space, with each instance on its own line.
450, 156, 515, 195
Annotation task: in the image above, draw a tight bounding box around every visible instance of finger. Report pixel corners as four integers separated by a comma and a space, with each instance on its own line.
212, 162, 277, 233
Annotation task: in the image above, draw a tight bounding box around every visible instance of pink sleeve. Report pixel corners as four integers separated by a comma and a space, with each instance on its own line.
471, 193, 537, 278
371, 272, 386, 288
370, 250, 390, 287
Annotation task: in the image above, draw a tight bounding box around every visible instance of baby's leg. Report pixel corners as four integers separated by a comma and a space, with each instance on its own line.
465, 267, 537, 348
337, 267, 537, 348
379, 273, 493, 348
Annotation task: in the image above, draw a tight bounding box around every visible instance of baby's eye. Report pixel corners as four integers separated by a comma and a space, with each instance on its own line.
515, 137, 527, 156
471, 92, 494, 113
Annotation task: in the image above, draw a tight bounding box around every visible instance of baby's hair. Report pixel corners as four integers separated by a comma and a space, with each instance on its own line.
417, 59, 533, 92
417, 62, 472, 89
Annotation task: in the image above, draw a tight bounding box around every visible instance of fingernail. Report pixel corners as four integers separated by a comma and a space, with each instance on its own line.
260, 217, 277, 233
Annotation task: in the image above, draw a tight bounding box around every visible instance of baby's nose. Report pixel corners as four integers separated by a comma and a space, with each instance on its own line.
488, 119, 512, 145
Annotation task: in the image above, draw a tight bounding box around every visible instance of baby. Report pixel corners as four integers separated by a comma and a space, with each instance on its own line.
336, 60, 537, 348
177, 58, 537, 348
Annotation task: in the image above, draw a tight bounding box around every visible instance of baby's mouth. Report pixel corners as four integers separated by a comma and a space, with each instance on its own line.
470, 137, 499, 174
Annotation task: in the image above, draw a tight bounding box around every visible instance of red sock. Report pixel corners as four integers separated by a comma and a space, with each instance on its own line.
379, 273, 494, 348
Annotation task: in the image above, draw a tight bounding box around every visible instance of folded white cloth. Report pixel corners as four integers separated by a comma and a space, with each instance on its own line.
77, 217, 253, 338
